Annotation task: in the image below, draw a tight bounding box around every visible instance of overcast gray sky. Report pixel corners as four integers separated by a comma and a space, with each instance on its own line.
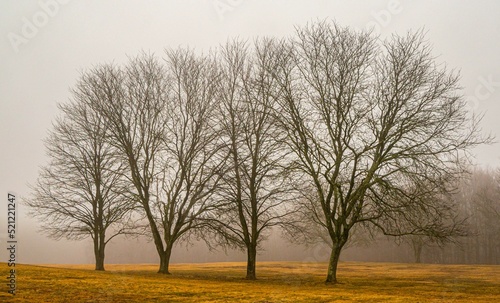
1, 0, 499, 264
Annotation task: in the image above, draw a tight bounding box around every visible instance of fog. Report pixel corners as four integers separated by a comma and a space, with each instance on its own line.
9, 221, 419, 265
1, 1, 499, 266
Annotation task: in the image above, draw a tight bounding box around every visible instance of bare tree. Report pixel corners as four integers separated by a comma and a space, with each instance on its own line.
369, 168, 500, 265
475, 168, 500, 262
150, 48, 225, 274
84, 55, 172, 273
453, 168, 500, 264
86, 52, 223, 274
399, 212, 465, 264
399, 184, 467, 264
271, 21, 488, 283
406, 235, 428, 263
26, 81, 134, 271
207, 40, 297, 280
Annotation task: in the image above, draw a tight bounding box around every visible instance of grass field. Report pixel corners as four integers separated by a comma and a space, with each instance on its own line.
1, 261, 499, 302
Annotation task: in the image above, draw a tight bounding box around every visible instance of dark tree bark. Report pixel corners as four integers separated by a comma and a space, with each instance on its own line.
326, 243, 344, 284
158, 245, 173, 274
246, 243, 257, 280
94, 234, 106, 271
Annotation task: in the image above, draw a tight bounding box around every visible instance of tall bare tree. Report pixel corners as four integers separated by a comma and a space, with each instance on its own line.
87, 52, 223, 274
271, 21, 488, 283
151, 48, 225, 274
26, 82, 134, 271
208, 40, 297, 280
84, 55, 172, 273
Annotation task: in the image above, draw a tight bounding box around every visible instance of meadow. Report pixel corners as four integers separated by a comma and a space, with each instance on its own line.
1, 261, 499, 302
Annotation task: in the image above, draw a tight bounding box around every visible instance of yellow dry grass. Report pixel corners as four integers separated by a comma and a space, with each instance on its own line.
1, 261, 499, 302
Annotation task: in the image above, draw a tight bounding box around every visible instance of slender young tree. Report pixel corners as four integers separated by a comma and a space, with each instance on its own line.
26, 83, 134, 271
150, 48, 225, 274
209, 40, 297, 280
271, 21, 487, 283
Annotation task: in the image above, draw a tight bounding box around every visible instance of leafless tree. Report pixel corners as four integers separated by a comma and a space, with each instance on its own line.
453, 168, 500, 263
207, 40, 297, 280
399, 179, 468, 263
151, 48, 225, 274
83, 55, 172, 273
270, 21, 488, 283
26, 81, 135, 271
86, 52, 223, 274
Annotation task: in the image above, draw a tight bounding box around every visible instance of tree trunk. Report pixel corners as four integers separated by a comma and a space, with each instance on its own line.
414, 243, 423, 263
246, 244, 257, 280
94, 235, 105, 271
325, 244, 343, 284
158, 245, 173, 274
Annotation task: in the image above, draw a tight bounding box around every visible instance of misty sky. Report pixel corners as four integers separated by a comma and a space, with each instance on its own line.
1, 1, 499, 264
